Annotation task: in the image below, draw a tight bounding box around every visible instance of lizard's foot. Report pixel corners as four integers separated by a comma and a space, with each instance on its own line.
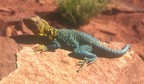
73, 45, 97, 72
76, 58, 88, 66
76, 57, 96, 72
76, 58, 88, 72
33, 44, 47, 52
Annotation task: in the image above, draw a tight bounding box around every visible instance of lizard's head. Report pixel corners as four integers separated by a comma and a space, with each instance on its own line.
23, 15, 51, 36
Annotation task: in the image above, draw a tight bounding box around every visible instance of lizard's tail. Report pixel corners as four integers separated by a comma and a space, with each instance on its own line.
93, 44, 130, 57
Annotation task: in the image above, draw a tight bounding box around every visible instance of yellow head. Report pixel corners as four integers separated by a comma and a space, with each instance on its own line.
23, 16, 57, 40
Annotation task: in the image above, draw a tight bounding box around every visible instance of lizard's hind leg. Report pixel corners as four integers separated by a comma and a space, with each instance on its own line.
73, 45, 97, 72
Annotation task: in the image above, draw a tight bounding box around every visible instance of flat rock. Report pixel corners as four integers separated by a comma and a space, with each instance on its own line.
0, 36, 20, 80
0, 42, 144, 84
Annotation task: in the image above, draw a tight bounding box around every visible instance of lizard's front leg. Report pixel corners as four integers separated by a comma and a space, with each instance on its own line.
73, 45, 97, 72
46, 39, 61, 51
33, 39, 61, 52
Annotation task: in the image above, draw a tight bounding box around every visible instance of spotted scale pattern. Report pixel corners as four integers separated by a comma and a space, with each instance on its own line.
56, 29, 130, 57
56, 29, 100, 48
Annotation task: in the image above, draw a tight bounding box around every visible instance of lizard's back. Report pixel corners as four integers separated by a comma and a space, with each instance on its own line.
56, 29, 99, 47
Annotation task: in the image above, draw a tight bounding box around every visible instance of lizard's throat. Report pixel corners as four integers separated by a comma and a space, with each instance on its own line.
37, 26, 57, 40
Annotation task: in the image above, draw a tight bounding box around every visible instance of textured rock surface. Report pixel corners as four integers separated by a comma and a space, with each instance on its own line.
0, 19, 6, 36
0, 36, 20, 80
0, 42, 144, 84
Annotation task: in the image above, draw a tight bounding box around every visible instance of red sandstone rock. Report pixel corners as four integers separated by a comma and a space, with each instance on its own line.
0, 42, 143, 84
0, 36, 20, 80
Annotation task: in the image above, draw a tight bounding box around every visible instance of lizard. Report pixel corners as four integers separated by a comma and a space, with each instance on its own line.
23, 16, 130, 72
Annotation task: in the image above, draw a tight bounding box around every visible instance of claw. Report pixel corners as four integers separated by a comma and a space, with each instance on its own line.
76, 58, 88, 72
76, 57, 96, 72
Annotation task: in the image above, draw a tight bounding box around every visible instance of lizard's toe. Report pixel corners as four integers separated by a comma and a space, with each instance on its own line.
33, 44, 47, 52
76, 57, 88, 66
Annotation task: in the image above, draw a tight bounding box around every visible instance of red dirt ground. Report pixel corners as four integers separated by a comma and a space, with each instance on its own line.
0, 0, 144, 61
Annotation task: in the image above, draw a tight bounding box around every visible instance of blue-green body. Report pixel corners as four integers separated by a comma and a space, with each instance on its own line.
53, 29, 130, 59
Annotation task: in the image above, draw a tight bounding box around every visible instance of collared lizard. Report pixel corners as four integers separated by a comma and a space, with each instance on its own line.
23, 16, 130, 72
